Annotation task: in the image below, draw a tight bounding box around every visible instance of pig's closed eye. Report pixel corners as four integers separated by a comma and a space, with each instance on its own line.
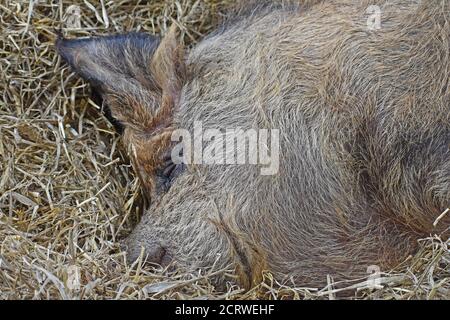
155, 153, 185, 194
162, 161, 177, 179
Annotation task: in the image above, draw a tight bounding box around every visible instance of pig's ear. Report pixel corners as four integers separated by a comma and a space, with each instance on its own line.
56, 28, 186, 134
56, 33, 161, 95
56, 28, 186, 117
150, 25, 186, 100
57, 28, 186, 197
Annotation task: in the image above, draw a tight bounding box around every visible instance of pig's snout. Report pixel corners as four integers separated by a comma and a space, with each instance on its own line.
122, 239, 171, 267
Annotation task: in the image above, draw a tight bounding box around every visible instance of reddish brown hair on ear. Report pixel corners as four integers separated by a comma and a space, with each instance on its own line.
151, 25, 186, 103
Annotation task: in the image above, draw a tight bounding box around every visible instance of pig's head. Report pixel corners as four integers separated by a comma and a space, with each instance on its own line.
57, 28, 208, 275
56, 26, 186, 198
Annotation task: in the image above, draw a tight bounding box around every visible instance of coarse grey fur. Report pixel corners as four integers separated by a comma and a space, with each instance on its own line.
57, 0, 450, 289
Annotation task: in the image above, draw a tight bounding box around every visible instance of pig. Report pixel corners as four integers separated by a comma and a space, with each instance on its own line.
56, 0, 450, 289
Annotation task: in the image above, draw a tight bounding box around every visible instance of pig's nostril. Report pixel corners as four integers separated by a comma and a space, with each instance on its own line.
151, 246, 166, 264
145, 245, 171, 267
149, 245, 172, 267
123, 241, 171, 267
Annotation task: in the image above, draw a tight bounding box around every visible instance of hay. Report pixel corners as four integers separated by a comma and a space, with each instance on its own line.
0, 0, 448, 300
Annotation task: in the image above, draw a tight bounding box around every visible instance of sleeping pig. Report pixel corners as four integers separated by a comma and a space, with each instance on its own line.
57, 0, 450, 289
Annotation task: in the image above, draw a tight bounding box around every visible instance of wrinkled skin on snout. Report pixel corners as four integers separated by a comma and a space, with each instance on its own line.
57, 0, 450, 289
